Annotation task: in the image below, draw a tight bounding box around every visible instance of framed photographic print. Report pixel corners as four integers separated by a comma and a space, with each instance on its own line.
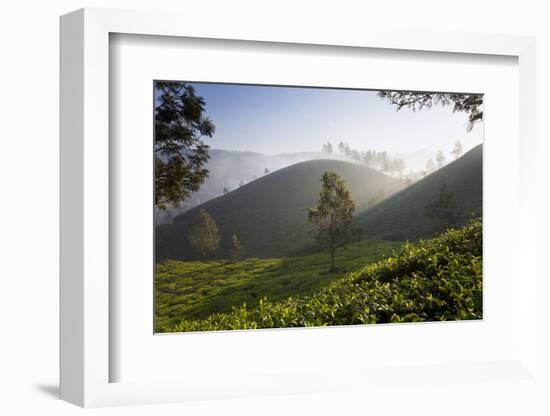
152, 80, 483, 334
60, 8, 540, 409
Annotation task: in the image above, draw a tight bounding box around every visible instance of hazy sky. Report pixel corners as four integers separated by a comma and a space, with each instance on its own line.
160, 82, 483, 156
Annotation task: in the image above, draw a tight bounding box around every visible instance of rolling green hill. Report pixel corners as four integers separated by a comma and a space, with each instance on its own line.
156, 159, 401, 261
355, 144, 482, 241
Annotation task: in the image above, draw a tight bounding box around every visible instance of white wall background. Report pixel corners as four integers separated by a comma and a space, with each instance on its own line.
0, 1, 548, 415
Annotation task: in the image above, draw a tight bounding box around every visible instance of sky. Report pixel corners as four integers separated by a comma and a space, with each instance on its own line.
157, 82, 483, 156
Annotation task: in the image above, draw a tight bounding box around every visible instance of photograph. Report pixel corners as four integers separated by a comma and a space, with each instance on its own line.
154, 81, 483, 333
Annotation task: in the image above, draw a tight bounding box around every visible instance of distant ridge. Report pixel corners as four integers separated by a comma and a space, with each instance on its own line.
355, 144, 483, 241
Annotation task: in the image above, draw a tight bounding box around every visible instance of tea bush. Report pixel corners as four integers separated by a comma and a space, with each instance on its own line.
155, 240, 400, 329
163, 220, 482, 332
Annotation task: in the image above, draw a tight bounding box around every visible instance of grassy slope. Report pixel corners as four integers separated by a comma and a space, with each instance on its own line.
155, 240, 401, 330
355, 144, 482, 241
163, 220, 482, 333
157, 159, 401, 261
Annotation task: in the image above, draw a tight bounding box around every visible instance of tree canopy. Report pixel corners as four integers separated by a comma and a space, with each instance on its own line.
155, 81, 215, 209
451, 140, 464, 160
308, 171, 356, 271
435, 150, 446, 168
188, 209, 221, 258
377, 91, 483, 132
322, 141, 333, 158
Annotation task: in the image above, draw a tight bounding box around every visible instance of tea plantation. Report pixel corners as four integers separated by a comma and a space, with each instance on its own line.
155, 239, 401, 330
159, 220, 482, 332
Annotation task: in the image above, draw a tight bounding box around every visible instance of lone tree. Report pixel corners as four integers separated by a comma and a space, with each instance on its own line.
308, 171, 356, 272
426, 158, 436, 173
188, 209, 220, 258
393, 158, 406, 177
362, 150, 374, 167
344, 143, 352, 160
338, 141, 346, 159
228, 234, 245, 262
377, 91, 483, 132
154, 81, 215, 209
380, 152, 391, 174
425, 182, 457, 230
264, 168, 270, 175
435, 150, 446, 168
450, 140, 463, 160
322, 141, 333, 158
351, 149, 361, 164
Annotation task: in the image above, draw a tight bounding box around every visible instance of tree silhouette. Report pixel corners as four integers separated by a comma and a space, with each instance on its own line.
344, 143, 352, 160
338, 141, 346, 159
322, 141, 333, 158
365, 150, 378, 169
393, 158, 406, 177
436, 150, 446, 168
308, 171, 356, 272
378, 91, 483, 132
378, 151, 390, 174
362, 150, 372, 167
188, 209, 220, 258
155, 82, 215, 209
426, 158, 436, 173
351, 149, 361, 164
450, 140, 463, 160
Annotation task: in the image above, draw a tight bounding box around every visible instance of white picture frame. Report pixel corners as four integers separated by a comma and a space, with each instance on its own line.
60, 8, 538, 408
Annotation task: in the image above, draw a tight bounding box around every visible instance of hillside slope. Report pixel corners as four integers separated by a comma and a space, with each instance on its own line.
156, 159, 401, 260
355, 144, 482, 241
155, 149, 328, 223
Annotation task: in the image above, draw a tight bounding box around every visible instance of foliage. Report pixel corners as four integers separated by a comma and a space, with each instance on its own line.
155, 240, 401, 330
377, 91, 483, 132
426, 158, 435, 173
334, 143, 406, 175
155, 81, 215, 209
188, 209, 220, 258
162, 220, 482, 332
321, 142, 333, 158
309, 171, 356, 271
451, 140, 463, 160
435, 150, 446, 168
